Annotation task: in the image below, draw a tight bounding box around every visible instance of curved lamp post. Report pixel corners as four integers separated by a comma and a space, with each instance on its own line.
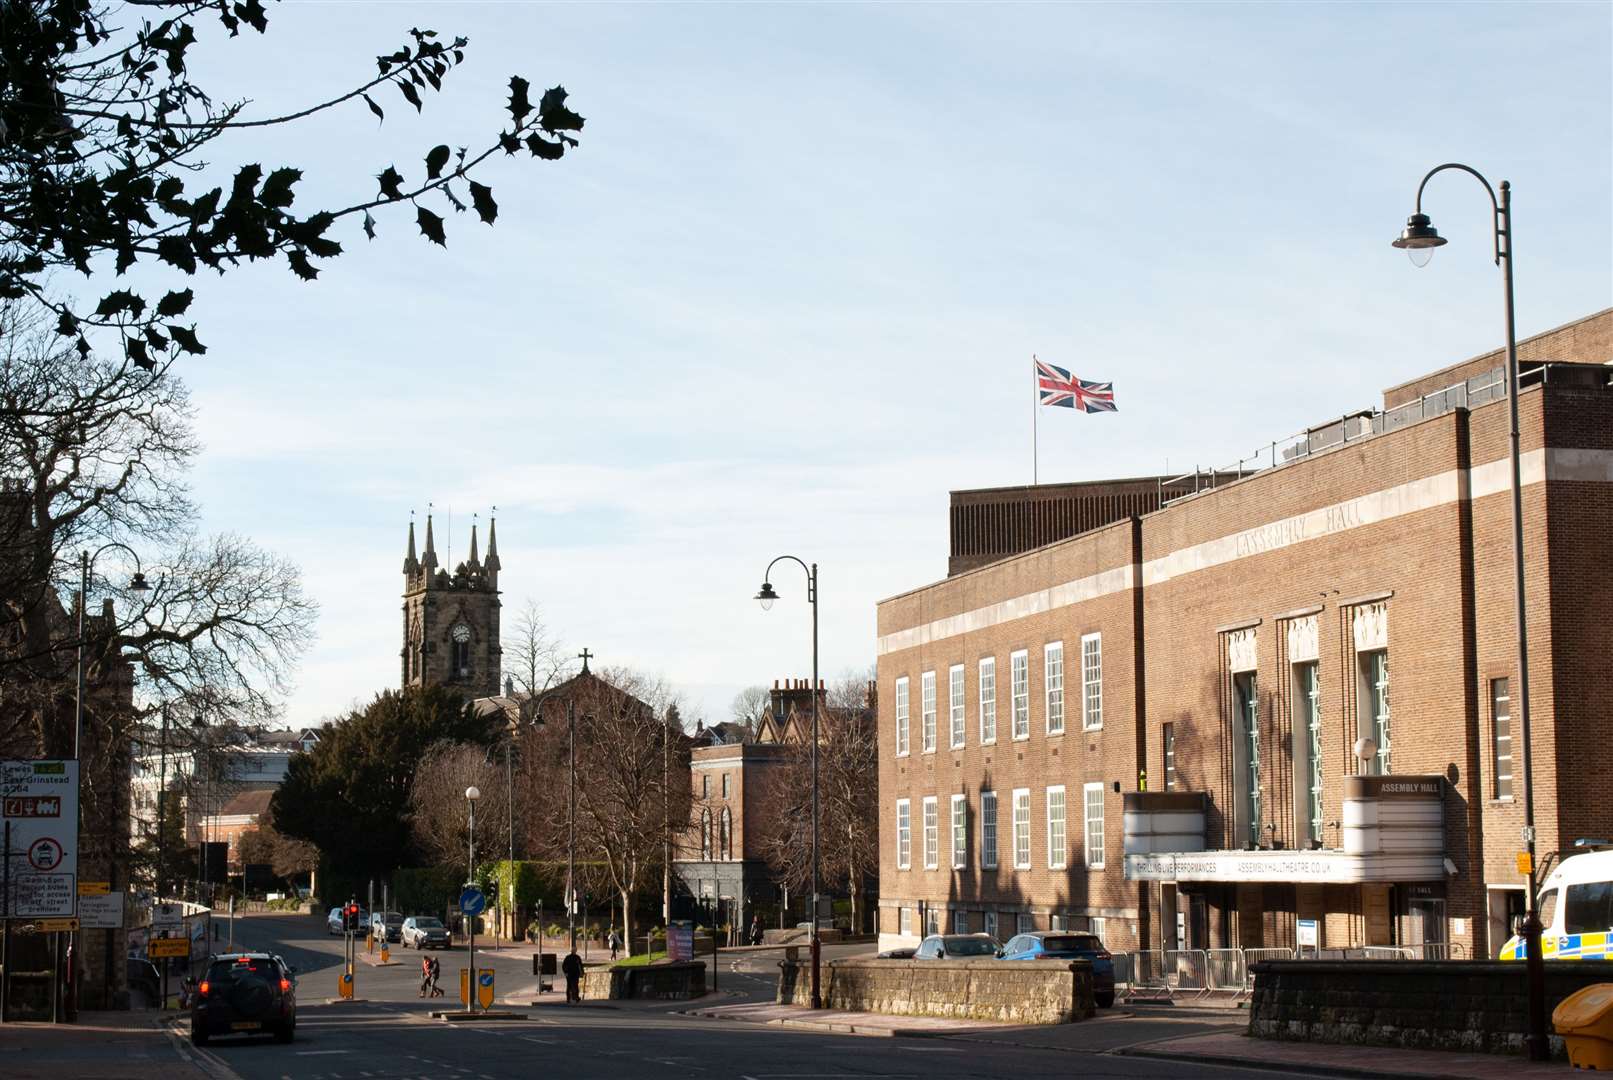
1393, 163, 1545, 1061
754, 556, 820, 1009
525, 649, 592, 955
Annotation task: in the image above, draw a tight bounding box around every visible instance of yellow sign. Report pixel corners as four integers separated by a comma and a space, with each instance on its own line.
78, 881, 110, 896
148, 937, 190, 959
460, 968, 495, 1009
338, 966, 354, 999
1517, 851, 1534, 876
34, 918, 79, 932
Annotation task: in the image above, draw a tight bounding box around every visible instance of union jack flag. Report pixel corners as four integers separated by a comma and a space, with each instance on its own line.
1036, 358, 1117, 412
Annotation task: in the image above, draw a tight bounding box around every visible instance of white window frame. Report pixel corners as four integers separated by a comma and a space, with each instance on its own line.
949, 664, 966, 750
1162, 721, 1176, 791
1012, 788, 1031, 870
922, 796, 939, 870
1081, 632, 1103, 731
895, 677, 910, 757
1359, 649, 1390, 775
895, 799, 911, 870
1017, 912, 1035, 935
925, 907, 941, 937
1046, 785, 1067, 870
1492, 677, 1514, 801
950, 793, 968, 869
921, 671, 937, 754
721, 773, 731, 799
1089, 915, 1108, 942
1045, 641, 1065, 736
980, 790, 998, 870
900, 906, 914, 936
978, 656, 997, 745
953, 909, 969, 935
983, 910, 998, 942
1011, 650, 1030, 741
1083, 782, 1106, 869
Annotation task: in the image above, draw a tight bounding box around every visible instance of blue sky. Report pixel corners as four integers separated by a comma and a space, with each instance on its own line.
164, 2, 1610, 727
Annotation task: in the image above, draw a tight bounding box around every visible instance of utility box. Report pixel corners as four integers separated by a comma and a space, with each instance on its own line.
1554, 983, 1613, 1071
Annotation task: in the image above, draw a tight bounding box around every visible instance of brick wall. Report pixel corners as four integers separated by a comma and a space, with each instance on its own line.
1383, 307, 1613, 409
778, 957, 1095, 1023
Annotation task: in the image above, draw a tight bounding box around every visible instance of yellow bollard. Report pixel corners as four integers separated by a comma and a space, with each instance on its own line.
380, 941, 390, 963
338, 963, 355, 999
366, 931, 374, 954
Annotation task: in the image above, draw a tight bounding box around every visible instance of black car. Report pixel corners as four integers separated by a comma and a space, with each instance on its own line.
191, 952, 296, 1045
126, 956, 161, 1003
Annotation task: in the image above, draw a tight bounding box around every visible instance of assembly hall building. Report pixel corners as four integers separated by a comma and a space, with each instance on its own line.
876, 307, 1613, 961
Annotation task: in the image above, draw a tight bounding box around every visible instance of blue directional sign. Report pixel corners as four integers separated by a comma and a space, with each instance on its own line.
478, 971, 495, 987
458, 886, 486, 916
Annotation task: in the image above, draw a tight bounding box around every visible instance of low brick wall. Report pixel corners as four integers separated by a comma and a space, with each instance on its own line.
777, 957, 1094, 1024
1249, 960, 1613, 1057
583, 961, 707, 1001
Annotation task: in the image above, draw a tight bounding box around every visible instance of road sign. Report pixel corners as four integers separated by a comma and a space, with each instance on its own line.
149, 937, 190, 959
1297, 918, 1319, 947
459, 968, 495, 1008
78, 881, 110, 896
458, 886, 485, 916
151, 901, 183, 930
1, 760, 79, 918
1517, 851, 1533, 876
79, 892, 123, 929
668, 925, 693, 961
33, 917, 79, 933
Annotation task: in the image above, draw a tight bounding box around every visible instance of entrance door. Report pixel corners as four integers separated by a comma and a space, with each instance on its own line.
1405, 899, 1447, 952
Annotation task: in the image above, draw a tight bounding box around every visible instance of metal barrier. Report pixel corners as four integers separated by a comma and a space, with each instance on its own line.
1401, 942, 1467, 960
1203, 948, 1247, 998
1119, 942, 1472, 1003
1239, 947, 1295, 997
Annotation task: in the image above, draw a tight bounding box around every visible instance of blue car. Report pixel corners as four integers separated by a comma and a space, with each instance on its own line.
999, 931, 1116, 1007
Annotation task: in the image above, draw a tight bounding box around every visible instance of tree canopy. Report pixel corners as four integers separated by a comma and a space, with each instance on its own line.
0, 1, 584, 372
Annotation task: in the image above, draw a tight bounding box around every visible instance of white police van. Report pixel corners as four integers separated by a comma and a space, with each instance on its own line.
1500, 847, 1613, 962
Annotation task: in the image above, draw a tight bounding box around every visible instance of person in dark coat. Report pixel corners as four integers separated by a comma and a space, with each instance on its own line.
561, 949, 583, 1003
748, 916, 763, 947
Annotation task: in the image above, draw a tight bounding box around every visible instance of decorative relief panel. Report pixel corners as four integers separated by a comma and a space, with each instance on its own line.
1227, 627, 1258, 672
1352, 602, 1388, 652
1287, 615, 1319, 663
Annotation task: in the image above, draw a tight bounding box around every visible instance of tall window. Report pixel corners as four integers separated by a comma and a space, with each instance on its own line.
900, 907, 914, 935
1011, 650, 1030, 740
1081, 633, 1103, 730
452, 639, 471, 677
921, 671, 937, 754
701, 774, 709, 798
895, 799, 911, 869
949, 665, 966, 750
980, 791, 998, 869
1492, 677, 1513, 799
1045, 642, 1065, 735
1236, 671, 1260, 847
1046, 786, 1067, 870
895, 677, 910, 757
1017, 912, 1035, 935
1083, 782, 1105, 868
722, 773, 731, 799
1295, 661, 1323, 844
951, 794, 967, 869
922, 796, 939, 869
719, 807, 732, 860
953, 910, 969, 935
1361, 650, 1390, 774
978, 657, 997, 744
984, 910, 998, 941
1162, 722, 1176, 791
699, 808, 711, 860
1012, 788, 1031, 869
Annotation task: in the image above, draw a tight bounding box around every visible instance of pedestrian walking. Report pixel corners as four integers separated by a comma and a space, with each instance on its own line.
749, 915, 763, 947
427, 955, 443, 998
562, 948, 583, 1003
607, 929, 620, 961
419, 956, 432, 998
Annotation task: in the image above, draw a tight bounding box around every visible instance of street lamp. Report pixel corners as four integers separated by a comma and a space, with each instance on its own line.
754, 556, 821, 1009
465, 784, 480, 1013
525, 648, 592, 955
1392, 163, 1546, 1061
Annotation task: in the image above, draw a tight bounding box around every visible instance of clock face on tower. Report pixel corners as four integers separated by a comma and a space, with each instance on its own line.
451, 623, 471, 644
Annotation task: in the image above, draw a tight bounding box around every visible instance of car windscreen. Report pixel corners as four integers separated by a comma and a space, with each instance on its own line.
207, 959, 279, 985
383, 913, 404, 924
1039, 935, 1102, 953
944, 937, 997, 956
413, 917, 443, 929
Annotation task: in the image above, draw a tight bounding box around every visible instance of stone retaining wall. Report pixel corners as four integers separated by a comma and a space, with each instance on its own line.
583, 961, 707, 1001
777, 957, 1094, 1024
1249, 960, 1613, 1057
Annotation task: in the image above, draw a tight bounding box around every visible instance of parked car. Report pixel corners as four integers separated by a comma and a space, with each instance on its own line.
326, 905, 368, 935
126, 956, 161, 1003
401, 915, 451, 949
191, 952, 297, 1045
370, 910, 405, 943
998, 931, 1117, 1007
875, 947, 916, 960
913, 933, 1000, 959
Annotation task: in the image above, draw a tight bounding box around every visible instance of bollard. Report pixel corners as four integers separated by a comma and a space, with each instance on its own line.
366, 931, 374, 954
380, 941, 390, 964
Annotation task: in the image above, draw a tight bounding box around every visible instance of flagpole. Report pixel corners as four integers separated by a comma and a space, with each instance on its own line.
1031, 355, 1039, 485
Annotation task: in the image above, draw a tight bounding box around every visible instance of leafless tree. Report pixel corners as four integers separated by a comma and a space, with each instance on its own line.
730, 684, 769, 738
410, 740, 514, 874
505, 599, 571, 702
759, 669, 880, 932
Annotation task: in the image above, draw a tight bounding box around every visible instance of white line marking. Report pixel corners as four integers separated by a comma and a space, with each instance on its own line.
296, 1049, 352, 1055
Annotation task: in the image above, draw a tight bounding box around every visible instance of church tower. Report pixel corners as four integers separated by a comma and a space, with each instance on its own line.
401, 511, 502, 698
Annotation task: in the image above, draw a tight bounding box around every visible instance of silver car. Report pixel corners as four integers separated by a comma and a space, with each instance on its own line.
401, 915, 450, 949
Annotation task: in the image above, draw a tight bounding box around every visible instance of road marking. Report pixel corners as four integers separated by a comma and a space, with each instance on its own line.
296, 1049, 352, 1055
899, 1046, 962, 1052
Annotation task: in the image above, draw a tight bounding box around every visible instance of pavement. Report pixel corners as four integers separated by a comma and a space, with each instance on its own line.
1122, 1029, 1575, 1079
0, 1009, 213, 1080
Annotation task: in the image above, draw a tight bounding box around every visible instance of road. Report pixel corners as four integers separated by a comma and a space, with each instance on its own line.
159, 912, 1303, 1080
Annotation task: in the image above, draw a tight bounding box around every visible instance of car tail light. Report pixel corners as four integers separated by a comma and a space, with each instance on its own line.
198, 980, 210, 997
1097, 951, 1112, 960
279, 978, 292, 993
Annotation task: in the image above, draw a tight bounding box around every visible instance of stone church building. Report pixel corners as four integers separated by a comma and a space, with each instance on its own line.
400, 513, 502, 699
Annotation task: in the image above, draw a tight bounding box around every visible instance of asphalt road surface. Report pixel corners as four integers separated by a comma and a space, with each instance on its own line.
162, 913, 1301, 1080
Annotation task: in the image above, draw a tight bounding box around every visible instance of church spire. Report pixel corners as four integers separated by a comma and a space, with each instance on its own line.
467, 514, 481, 568
403, 515, 419, 575
485, 511, 501, 573
422, 510, 439, 570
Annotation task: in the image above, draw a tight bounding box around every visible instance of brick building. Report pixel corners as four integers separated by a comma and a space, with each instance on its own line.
876, 307, 1613, 960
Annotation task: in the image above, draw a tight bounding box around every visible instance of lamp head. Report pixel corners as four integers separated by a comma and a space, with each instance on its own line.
1392, 212, 1446, 267
129, 572, 151, 592
465, 785, 480, 801
755, 581, 778, 612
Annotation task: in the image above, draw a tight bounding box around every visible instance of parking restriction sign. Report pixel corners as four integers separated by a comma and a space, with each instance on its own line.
1, 761, 79, 918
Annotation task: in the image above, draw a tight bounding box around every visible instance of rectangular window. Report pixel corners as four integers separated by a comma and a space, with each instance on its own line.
1162, 722, 1176, 791
1050, 914, 1069, 932
978, 657, 997, 744
722, 773, 731, 799
1012, 788, 1031, 869
1017, 913, 1035, 935
984, 910, 998, 942
1295, 661, 1322, 844
900, 906, 914, 936
925, 907, 941, 936
921, 671, 937, 754
953, 910, 969, 935
980, 791, 998, 869
701, 774, 708, 798
922, 796, 939, 869
1492, 677, 1513, 800
1360, 649, 1390, 774
1081, 633, 1103, 730
1045, 642, 1065, 735
951, 793, 968, 869
1564, 881, 1613, 935
896, 799, 911, 869
949, 664, 966, 750
1011, 651, 1030, 740
1046, 786, 1067, 869
895, 677, 910, 757
1083, 783, 1106, 868
1236, 671, 1260, 847
1089, 916, 1108, 942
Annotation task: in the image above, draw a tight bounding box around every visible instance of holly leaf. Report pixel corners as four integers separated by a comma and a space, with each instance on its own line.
155, 288, 193, 317
260, 167, 301, 209
399, 79, 423, 113
416, 206, 446, 246
539, 85, 585, 133
362, 211, 377, 240
234, 0, 268, 33
125, 336, 153, 371
468, 182, 497, 225
377, 166, 404, 200
156, 236, 196, 274
507, 76, 532, 126
287, 249, 319, 281
443, 184, 465, 213
93, 290, 145, 319
167, 324, 207, 355
144, 326, 169, 351
76, 336, 91, 359
55, 311, 78, 337
425, 144, 450, 180
498, 131, 520, 155
524, 133, 564, 161
364, 94, 384, 123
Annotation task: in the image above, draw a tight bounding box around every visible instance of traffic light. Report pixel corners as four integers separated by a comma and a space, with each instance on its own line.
344, 902, 360, 932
